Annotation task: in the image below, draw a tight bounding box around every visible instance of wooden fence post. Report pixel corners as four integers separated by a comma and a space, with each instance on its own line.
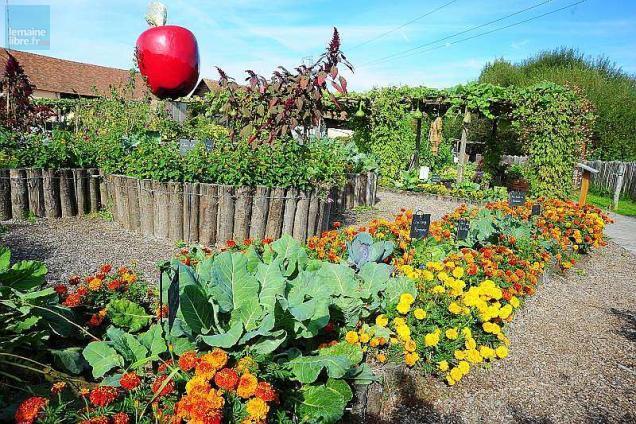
265, 187, 285, 240
26, 169, 45, 217
282, 188, 298, 236
153, 180, 170, 240
217, 185, 235, 244
73, 169, 89, 216
139, 179, 155, 237
9, 169, 28, 219
42, 169, 61, 218
613, 163, 626, 210
88, 168, 100, 213
198, 184, 218, 246
0, 169, 11, 220
168, 182, 184, 241
306, 191, 320, 239
233, 186, 253, 242
127, 177, 141, 232
182, 182, 200, 242
249, 186, 270, 241
293, 190, 310, 242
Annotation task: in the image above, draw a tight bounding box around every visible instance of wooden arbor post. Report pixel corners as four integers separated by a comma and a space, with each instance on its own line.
576, 163, 599, 206
456, 108, 471, 184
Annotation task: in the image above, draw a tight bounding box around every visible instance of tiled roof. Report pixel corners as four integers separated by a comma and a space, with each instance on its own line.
0, 48, 150, 99
190, 78, 218, 97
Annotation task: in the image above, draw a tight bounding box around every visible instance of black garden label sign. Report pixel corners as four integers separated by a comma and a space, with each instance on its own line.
508, 191, 527, 207
167, 271, 180, 331
410, 212, 431, 239
456, 218, 470, 240
531, 203, 541, 216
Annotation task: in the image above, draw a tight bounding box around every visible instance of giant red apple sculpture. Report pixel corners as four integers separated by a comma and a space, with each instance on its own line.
136, 2, 200, 99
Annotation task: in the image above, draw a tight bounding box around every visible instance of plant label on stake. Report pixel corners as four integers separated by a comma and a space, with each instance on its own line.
456, 219, 470, 241
167, 270, 180, 332
410, 211, 431, 239
508, 191, 526, 207
531, 203, 541, 216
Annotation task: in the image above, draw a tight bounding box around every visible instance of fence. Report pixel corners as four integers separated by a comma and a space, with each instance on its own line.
585, 161, 636, 200
0, 169, 378, 245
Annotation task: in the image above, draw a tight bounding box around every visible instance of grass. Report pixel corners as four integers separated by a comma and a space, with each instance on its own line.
576, 191, 636, 217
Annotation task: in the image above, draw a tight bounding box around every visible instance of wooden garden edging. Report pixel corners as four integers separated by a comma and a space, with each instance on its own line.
1, 169, 378, 245
0, 168, 103, 220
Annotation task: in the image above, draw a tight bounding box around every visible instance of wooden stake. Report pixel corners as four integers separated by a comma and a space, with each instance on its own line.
127, 177, 141, 232
168, 182, 184, 241
0, 169, 12, 220
198, 184, 218, 246
9, 169, 28, 219
293, 190, 310, 242
26, 169, 44, 217
249, 186, 270, 241
139, 179, 155, 237
612, 163, 625, 210
578, 170, 591, 207
59, 169, 76, 218
281, 188, 298, 235
153, 180, 170, 240
233, 186, 253, 242
306, 191, 320, 238
73, 169, 88, 216
265, 187, 285, 240
217, 185, 235, 244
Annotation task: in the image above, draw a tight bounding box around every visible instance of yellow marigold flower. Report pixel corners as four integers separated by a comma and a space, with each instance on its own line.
510, 296, 520, 308
396, 325, 411, 341
462, 327, 472, 338
497, 333, 510, 346
376, 353, 387, 363
404, 351, 420, 366
445, 261, 456, 270
393, 317, 406, 327
237, 372, 258, 398
359, 333, 370, 344
479, 345, 495, 359
396, 302, 411, 315
495, 345, 509, 359
375, 314, 388, 327
498, 305, 513, 320
201, 348, 228, 370
446, 375, 456, 386
404, 339, 417, 352
390, 337, 399, 345
452, 267, 465, 279
466, 349, 482, 364
88, 278, 102, 291
424, 330, 440, 347
449, 366, 463, 381
246, 397, 269, 420
465, 337, 477, 350
438, 360, 449, 372
437, 272, 449, 282
413, 308, 426, 320
399, 293, 415, 305
445, 328, 459, 340
422, 270, 434, 281
448, 302, 462, 315
185, 375, 210, 394
431, 285, 446, 294
345, 331, 359, 344
458, 360, 470, 375
454, 350, 466, 360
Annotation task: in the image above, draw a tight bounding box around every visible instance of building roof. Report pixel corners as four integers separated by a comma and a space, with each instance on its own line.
0, 49, 149, 99
190, 78, 219, 98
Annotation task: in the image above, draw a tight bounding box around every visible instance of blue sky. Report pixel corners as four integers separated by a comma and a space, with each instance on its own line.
1, 0, 634, 90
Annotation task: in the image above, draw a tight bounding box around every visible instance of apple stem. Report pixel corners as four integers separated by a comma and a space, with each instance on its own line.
145, 1, 167, 27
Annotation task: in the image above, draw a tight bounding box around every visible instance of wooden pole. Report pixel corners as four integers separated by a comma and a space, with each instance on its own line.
73, 169, 89, 216
292, 190, 310, 242
168, 181, 184, 241
217, 185, 235, 244
42, 169, 61, 218
457, 108, 471, 184
9, 169, 28, 219
612, 163, 626, 210
281, 188, 298, 235
249, 186, 270, 241
578, 170, 591, 207
127, 177, 141, 232
0, 169, 12, 220
88, 168, 100, 213
153, 180, 170, 240
198, 184, 218, 245
233, 186, 253, 242
139, 179, 155, 237
59, 169, 76, 217
265, 187, 285, 240
26, 169, 44, 217
182, 182, 199, 242
306, 191, 320, 239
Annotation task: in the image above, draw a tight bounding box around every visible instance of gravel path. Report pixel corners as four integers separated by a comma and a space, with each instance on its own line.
0, 217, 176, 282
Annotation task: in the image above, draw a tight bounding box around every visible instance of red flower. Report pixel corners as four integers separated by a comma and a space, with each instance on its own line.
214, 368, 239, 391
79, 417, 110, 424
89, 386, 118, 407
262, 238, 273, 245
255, 381, 278, 403
107, 279, 123, 291
120, 372, 141, 390
243, 238, 252, 246
87, 313, 104, 327
62, 293, 82, 308
178, 351, 199, 371
76, 286, 89, 296
15, 396, 48, 424
112, 412, 130, 424
152, 375, 175, 397
100, 264, 113, 274
333, 221, 341, 229
226, 239, 236, 248
68, 275, 81, 285
157, 305, 169, 319
53, 284, 67, 295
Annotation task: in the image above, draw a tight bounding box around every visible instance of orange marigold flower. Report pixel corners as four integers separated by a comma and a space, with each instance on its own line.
79, 417, 110, 424
120, 372, 141, 390
107, 278, 123, 291
112, 412, 130, 424
178, 351, 199, 371
89, 386, 118, 407
76, 286, 89, 296
201, 348, 228, 371
51, 381, 66, 394
262, 238, 273, 245
156, 305, 169, 319
62, 293, 82, 308
158, 359, 174, 374
152, 375, 175, 397
214, 368, 239, 391
88, 278, 103, 291
53, 284, 67, 295
237, 372, 258, 399
245, 397, 269, 420
15, 396, 48, 424
226, 239, 236, 248
100, 264, 113, 274
255, 381, 278, 403
195, 359, 216, 380
87, 313, 104, 327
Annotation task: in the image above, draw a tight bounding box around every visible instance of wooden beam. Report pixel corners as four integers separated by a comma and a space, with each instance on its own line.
578, 170, 591, 206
